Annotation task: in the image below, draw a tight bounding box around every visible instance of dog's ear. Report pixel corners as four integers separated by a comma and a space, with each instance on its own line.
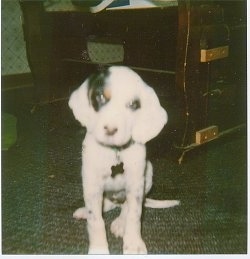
68, 80, 96, 130
132, 85, 167, 144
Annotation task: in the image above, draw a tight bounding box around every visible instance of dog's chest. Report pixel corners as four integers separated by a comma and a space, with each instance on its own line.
103, 150, 127, 194
104, 160, 126, 204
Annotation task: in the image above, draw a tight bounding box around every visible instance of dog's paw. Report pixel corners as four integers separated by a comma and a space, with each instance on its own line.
88, 246, 110, 255
110, 216, 125, 238
123, 237, 147, 254
73, 207, 88, 220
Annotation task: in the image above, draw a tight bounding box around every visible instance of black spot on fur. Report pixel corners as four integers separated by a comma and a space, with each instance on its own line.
87, 69, 110, 111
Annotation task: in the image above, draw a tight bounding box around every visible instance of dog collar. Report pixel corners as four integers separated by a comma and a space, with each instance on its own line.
111, 139, 135, 152
98, 138, 135, 152
98, 138, 135, 164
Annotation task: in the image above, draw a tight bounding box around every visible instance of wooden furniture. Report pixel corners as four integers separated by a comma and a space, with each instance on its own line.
176, 1, 246, 152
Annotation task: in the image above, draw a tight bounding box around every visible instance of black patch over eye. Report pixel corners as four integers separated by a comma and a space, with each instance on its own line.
94, 90, 109, 110
87, 69, 110, 111
127, 99, 141, 111
91, 88, 110, 111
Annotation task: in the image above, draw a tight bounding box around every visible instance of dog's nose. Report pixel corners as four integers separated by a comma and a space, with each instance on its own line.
104, 125, 118, 136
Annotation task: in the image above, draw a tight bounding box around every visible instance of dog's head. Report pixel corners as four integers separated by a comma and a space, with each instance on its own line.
69, 66, 167, 146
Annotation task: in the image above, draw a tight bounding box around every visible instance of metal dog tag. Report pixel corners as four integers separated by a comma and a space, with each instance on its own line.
111, 162, 124, 178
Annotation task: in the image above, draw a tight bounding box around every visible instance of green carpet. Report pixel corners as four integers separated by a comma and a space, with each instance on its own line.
2, 102, 247, 254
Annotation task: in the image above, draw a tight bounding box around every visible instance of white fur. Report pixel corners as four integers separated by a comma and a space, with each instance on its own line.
69, 66, 179, 254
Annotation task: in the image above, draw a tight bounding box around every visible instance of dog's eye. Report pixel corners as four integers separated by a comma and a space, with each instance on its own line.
127, 99, 141, 111
91, 91, 109, 111
96, 94, 107, 106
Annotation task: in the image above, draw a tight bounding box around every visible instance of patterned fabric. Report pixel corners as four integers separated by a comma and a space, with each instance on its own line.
2, 0, 30, 75
87, 40, 124, 64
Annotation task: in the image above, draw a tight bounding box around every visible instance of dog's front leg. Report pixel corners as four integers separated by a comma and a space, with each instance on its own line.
83, 171, 109, 254
123, 162, 147, 254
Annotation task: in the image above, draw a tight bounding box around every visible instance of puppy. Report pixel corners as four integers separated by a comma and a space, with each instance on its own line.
69, 66, 179, 254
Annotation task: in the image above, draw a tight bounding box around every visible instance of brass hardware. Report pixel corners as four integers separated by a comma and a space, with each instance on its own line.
176, 124, 245, 164
196, 126, 219, 144
200, 46, 229, 62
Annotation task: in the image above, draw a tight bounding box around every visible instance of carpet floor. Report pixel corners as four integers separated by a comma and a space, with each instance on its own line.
2, 101, 247, 254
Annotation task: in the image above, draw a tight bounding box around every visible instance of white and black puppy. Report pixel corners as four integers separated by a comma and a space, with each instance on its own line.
69, 66, 179, 254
